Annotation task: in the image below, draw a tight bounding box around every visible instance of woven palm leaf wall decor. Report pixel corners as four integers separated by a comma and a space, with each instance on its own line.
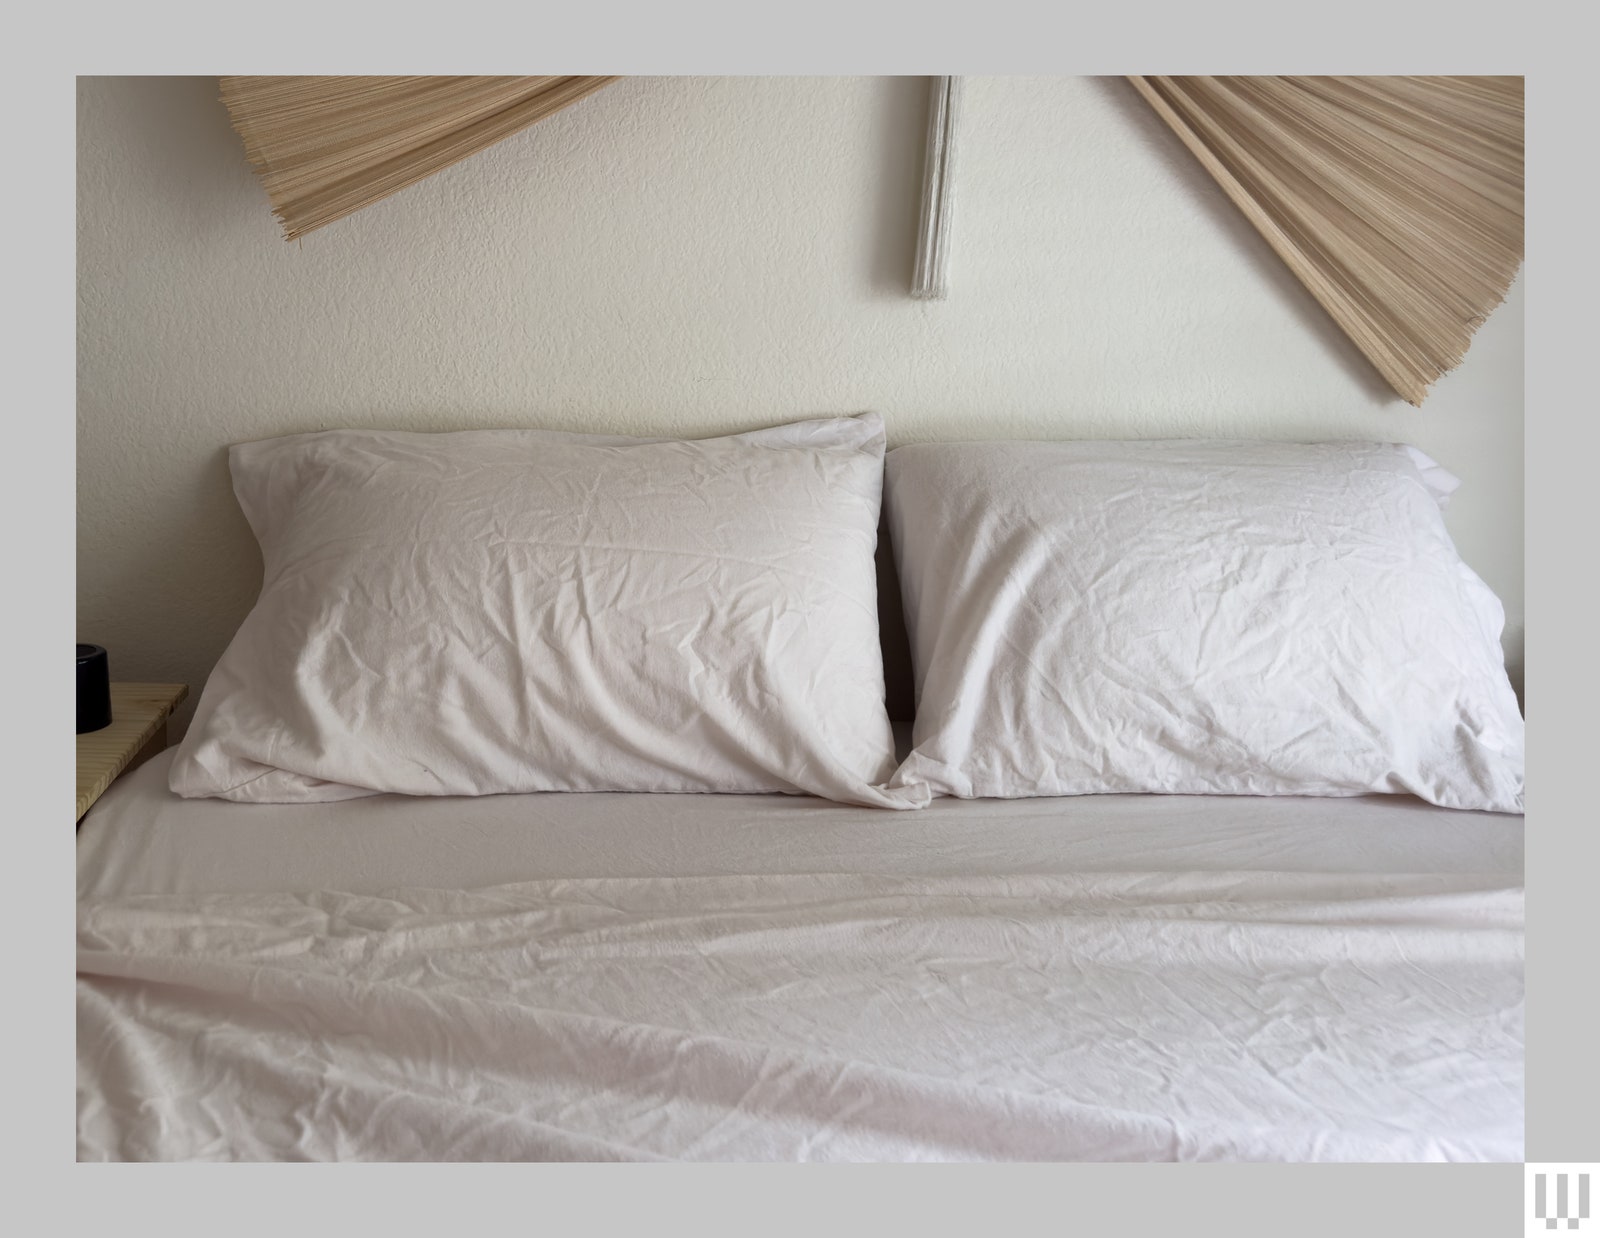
1128, 76, 1524, 406
219, 76, 619, 242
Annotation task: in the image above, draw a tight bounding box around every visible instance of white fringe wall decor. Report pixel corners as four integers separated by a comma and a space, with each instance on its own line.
911, 76, 962, 300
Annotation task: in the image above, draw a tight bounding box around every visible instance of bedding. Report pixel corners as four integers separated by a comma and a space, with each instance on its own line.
77, 753, 1524, 1162
168, 414, 915, 809
885, 439, 1525, 812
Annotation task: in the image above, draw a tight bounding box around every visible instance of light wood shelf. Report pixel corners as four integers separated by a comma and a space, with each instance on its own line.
76, 683, 188, 822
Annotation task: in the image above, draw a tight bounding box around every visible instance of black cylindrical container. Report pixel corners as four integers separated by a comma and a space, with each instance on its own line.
77, 644, 112, 734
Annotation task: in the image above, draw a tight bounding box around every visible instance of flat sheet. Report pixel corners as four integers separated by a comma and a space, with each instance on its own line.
77, 753, 1524, 1162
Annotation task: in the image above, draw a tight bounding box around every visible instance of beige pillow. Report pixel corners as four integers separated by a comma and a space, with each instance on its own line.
886, 439, 1524, 813
170, 415, 918, 808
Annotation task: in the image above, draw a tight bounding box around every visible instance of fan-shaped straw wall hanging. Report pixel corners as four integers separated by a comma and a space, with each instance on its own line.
1128, 76, 1524, 406
219, 76, 619, 242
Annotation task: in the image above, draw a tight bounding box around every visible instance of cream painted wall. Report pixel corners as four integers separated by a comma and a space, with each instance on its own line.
77, 75, 1524, 733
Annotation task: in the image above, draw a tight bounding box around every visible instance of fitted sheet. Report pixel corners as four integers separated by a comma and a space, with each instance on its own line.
80, 752, 1523, 899
77, 752, 1524, 1162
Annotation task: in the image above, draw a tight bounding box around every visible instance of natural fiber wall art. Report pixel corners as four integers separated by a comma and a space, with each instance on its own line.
219, 76, 618, 241
1128, 76, 1524, 406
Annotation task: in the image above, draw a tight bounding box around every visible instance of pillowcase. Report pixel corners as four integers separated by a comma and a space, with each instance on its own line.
884, 439, 1524, 813
170, 414, 920, 808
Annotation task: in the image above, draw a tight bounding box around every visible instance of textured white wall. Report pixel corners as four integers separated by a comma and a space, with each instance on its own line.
77, 75, 1525, 732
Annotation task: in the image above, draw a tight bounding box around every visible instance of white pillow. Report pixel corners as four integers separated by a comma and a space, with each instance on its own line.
169, 415, 919, 808
885, 440, 1524, 813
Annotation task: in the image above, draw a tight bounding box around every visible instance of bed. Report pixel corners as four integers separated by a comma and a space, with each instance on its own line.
76, 420, 1525, 1162
76, 746, 1523, 1162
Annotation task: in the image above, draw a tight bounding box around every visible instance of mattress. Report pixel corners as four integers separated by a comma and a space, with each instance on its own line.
77, 752, 1524, 1162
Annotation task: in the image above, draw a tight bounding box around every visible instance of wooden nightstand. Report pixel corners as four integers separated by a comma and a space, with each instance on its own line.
76, 683, 189, 824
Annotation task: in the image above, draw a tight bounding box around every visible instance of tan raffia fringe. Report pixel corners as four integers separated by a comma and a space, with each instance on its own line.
1127, 76, 1523, 406
218, 76, 620, 242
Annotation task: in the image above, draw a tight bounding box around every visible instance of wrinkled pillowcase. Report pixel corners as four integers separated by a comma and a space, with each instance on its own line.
170, 415, 921, 808
885, 439, 1524, 813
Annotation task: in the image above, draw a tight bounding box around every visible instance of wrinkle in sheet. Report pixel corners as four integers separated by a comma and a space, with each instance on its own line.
79, 868, 1522, 1162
